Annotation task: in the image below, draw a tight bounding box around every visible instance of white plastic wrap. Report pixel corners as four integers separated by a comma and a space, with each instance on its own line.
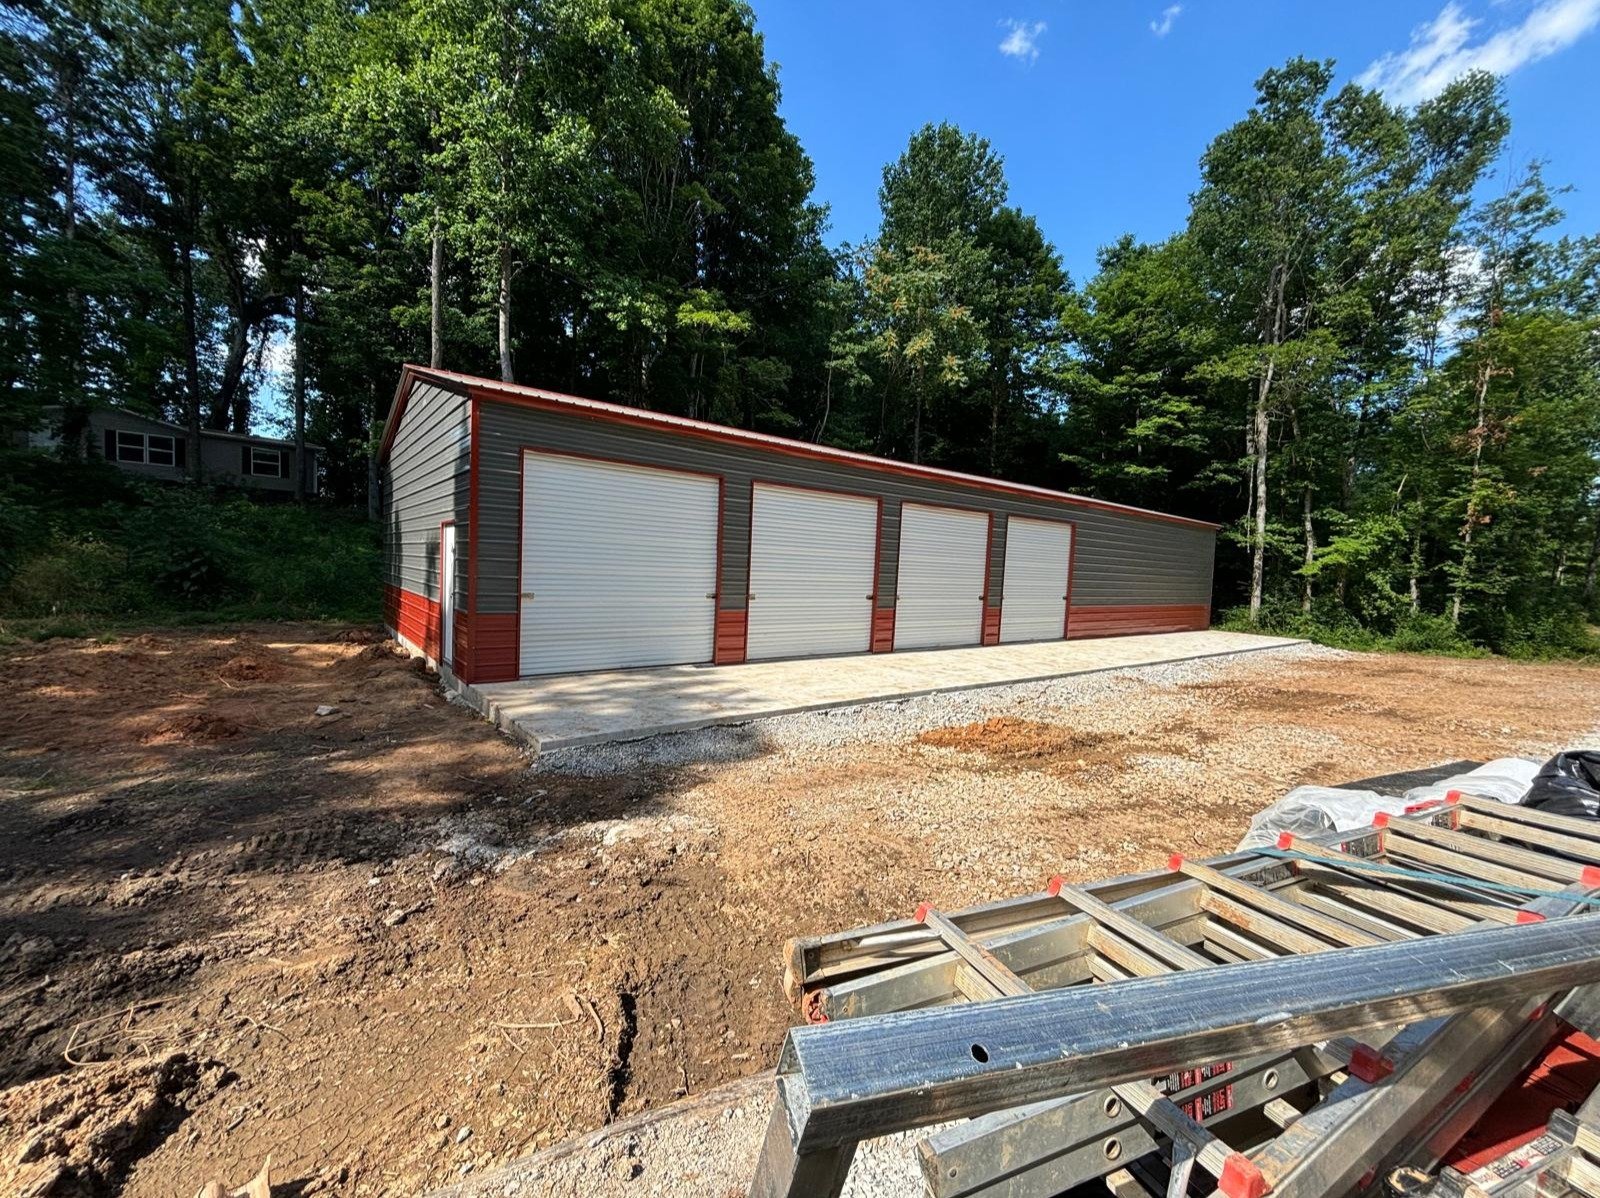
1236, 757, 1540, 852
1401, 757, 1540, 807
1236, 788, 1407, 850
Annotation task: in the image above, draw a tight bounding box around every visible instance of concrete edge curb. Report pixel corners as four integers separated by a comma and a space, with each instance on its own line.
450, 637, 1310, 757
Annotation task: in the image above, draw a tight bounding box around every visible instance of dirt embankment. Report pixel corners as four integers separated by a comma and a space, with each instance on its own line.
0, 628, 1595, 1194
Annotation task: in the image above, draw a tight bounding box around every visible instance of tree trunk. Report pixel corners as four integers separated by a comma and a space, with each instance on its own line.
213, 316, 252, 432
1301, 481, 1315, 615
1451, 358, 1492, 626
57, 55, 88, 451
912, 377, 923, 466
430, 213, 445, 368
498, 243, 514, 383
814, 364, 833, 443
1248, 267, 1286, 626
1583, 509, 1600, 604
1248, 359, 1273, 624
988, 372, 1003, 476
293, 285, 307, 501
1409, 513, 1423, 615
180, 226, 203, 483
367, 379, 381, 521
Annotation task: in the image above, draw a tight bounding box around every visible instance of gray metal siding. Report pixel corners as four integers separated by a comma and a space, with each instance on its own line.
988, 513, 1008, 602
472, 400, 1215, 618
381, 380, 471, 604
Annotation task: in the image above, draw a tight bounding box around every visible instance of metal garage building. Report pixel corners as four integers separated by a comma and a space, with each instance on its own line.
379, 365, 1219, 683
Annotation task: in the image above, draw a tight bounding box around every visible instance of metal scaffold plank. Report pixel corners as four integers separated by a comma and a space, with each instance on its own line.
746, 913, 1600, 1198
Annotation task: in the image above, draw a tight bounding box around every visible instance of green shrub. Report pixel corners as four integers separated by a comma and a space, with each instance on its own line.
1494, 608, 1600, 660
1386, 612, 1483, 656
0, 537, 136, 616
0, 479, 381, 624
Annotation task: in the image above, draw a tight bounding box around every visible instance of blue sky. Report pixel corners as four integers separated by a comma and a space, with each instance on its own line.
749, 0, 1600, 284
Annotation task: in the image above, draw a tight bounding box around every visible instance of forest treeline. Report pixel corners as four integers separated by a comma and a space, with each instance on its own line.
2, 0, 1598, 652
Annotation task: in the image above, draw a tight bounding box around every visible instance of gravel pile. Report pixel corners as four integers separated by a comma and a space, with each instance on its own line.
428, 1075, 941, 1198
537, 641, 1345, 777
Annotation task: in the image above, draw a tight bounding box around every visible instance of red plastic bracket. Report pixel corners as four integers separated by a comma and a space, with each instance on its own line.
1218, 1152, 1269, 1198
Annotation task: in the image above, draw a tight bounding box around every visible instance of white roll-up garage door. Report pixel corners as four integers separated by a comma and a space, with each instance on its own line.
999, 516, 1072, 643
519, 453, 719, 675
894, 503, 988, 650
747, 483, 878, 661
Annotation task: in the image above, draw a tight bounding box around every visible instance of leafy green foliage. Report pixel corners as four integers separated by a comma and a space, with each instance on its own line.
0, 481, 380, 621
0, 0, 1594, 656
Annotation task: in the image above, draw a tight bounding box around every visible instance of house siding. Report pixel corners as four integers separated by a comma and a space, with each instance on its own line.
472, 399, 1216, 637
85, 409, 318, 492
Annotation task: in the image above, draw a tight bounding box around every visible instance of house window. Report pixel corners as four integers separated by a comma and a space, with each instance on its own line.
106, 429, 185, 468
248, 446, 285, 476
115, 430, 147, 463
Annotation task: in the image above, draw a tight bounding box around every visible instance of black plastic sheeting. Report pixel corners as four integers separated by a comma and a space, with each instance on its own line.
1522, 751, 1600, 820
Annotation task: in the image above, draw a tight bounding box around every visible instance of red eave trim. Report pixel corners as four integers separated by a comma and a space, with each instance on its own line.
386, 365, 1221, 533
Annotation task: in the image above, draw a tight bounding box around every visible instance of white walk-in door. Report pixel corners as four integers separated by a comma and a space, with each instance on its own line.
747, 483, 877, 660
894, 503, 988, 650
440, 523, 457, 666
519, 453, 719, 675
998, 517, 1072, 643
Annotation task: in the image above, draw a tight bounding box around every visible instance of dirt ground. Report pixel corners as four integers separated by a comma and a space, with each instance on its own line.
0, 626, 1596, 1196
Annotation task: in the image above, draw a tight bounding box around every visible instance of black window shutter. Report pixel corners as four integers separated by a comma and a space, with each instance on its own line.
175, 437, 187, 469
242, 444, 251, 475
279, 449, 289, 478
103, 429, 115, 459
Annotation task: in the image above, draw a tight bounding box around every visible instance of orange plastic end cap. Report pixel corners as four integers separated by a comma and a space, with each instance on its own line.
913, 902, 933, 923
1372, 812, 1392, 829
1218, 1153, 1269, 1198
1349, 1043, 1394, 1083
1167, 853, 1186, 871
1446, 790, 1463, 804
1276, 832, 1295, 850
1516, 910, 1546, 924
1045, 875, 1064, 896
1583, 866, 1600, 889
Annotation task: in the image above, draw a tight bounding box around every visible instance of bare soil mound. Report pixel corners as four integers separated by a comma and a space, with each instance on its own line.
0, 1052, 229, 1197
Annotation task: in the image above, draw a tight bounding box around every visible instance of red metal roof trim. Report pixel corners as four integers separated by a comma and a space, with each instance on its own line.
380, 365, 1222, 532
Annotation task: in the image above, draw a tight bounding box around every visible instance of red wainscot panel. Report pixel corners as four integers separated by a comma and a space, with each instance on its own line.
384, 583, 442, 660
714, 609, 748, 665
870, 607, 896, 653
981, 606, 1002, 646
456, 612, 518, 683
1066, 603, 1210, 639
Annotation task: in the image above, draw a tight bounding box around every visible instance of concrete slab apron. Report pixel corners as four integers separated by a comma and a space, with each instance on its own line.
457, 630, 1305, 754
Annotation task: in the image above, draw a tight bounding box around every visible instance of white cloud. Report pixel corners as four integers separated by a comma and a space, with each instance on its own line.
1149, 5, 1183, 37
998, 18, 1046, 62
1359, 0, 1600, 105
